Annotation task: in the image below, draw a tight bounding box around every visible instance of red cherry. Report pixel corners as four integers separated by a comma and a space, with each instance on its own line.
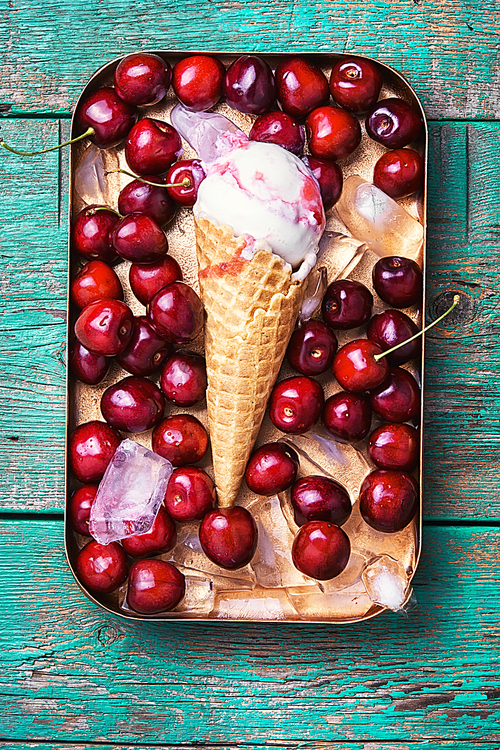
129, 255, 183, 306
199, 507, 258, 570
333, 339, 389, 393
74, 298, 133, 356
291, 475, 351, 526
245, 442, 299, 496
114, 53, 171, 106
112, 212, 168, 263
152, 414, 208, 466
366, 98, 423, 149
286, 319, 338, 376
301, 155, 343, 210
173, 55, 225, 111
330, 57, 383, 113
166, 159, 206, 206
322, 279, 373, 330
373, 148, 424, 199
275, 57, 329, 118
292, 520, 350, 580
71, 260, 123, 309
118, 176, 176, 227
160, 351, 207, 407
69, 339, 110, 385
359, 469, 418, 532
269, 376, 324, 434
148, 281, 204, 344
322, 391, 372, 443
68, 484, 98, 535
116, 316, 173, 377
127, 559, 185, 614
369, 367, 420, 423
372, 256, 423, 309
368, 423, 419, 472
249, 111, 305, 155
101, 376, 165, 433
306, 105, 361, 161
71, 205, 119, 264
224, 55, 276, 115
164, 466, 216, 522
76, 540, 128, 594
76, 87, 138, 149
125, 118, 182, 176
69, 420, 121, 483
367, 309, 420, 365
121, 506, 177, 557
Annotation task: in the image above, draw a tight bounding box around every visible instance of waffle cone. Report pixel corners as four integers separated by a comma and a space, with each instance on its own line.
195, 215, 307, 507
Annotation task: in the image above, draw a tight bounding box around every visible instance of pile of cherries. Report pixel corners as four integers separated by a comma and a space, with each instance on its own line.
64, 51, 425, 614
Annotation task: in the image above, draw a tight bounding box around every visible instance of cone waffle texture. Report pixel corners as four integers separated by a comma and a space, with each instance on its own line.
195, 215, 307, 507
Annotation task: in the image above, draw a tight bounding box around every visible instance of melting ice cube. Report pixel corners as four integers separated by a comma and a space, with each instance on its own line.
170, 104, 247, 164
362, 555, 411, 611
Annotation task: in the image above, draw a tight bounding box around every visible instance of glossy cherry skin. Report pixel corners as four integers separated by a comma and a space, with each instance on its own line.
121, 506, 177, 557
269, 376, 325, 434
249, 111, 305, 155
173, 54, 225, 111
112, 212, 168, 263
306, 106, 361, 161
127, 559, 185, 614
129, 255, 183, 306
224, 55, 276, 114
275, 57, 329, 118
359, 469, 418, 532
330, 57, 382, 113
72, 205, 119, 264
373, 148, 424, 199
74, 299, 134, 356
160, 351, 207, 406
366, 98, 423, 149
69, 339, 110, 385
118, 176, 176, 227
125, 118, 182, 176
287, 319, 338, 376
368, 423, 419, 472
322, 279, 373, 330
68, 484, 98, 535
322, 391, 372, 443
69, 420, 121, 483
76, 87, 138, 149
117, 316, 173, 377
166, 159, 206, 206
245, 442, 299, 496
148, 281, 204, 344
76, 540, 128, 594
292, 520, 350, 580
164, 466, 216, 522
367, 309, 420, 365
301, 156, 343, 210
291, 475, 351, 526
372, 256, 423, 308
199, 507, 258, 570
152, 414, 208, 466
370, 367, 420, 423
333, 339, 389, 393
71, 260, 123, 310
101, 376, 165, 433
114, 53, 171, 106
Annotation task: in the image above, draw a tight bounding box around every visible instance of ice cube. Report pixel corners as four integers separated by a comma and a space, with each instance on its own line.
362, 555, 411, 611
286, 582, 371, 621
335, 175, 424, 261
173, 571, 215, 616
171, 104, 247, 164
89, 439, 173, 544
299, 266, 328, 322
74, 144, 120, 207
213, 588, 298, 620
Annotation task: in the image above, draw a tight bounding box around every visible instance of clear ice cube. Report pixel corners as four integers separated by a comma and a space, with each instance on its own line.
89, 439, 173, 544
170, 104, 247, 164
362, 555, 411, 611
213, 588, 298, 620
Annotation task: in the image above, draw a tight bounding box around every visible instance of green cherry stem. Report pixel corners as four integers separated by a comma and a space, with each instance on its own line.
374, 294, 460, 362
90, 206, 123, 218
104, 168, 192, 189
0, 126, 94, 156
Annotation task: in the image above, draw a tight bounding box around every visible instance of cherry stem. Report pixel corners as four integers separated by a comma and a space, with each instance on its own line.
90, 206, 123, 218
105, 168, 192, 189
374, 294, 460, 362
0, 126, 94, 156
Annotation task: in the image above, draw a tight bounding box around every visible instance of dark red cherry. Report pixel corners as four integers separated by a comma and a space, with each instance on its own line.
74, 298, 133, 356
101, 376, 165, 433
114, 53, 171, 106
333, 339, 389, 393
291, 475, 351, 526
71, 205, 119, 264
322, 391, 372, 443
118, 176, 176, 227
306, 106, 361, 161
224, 55, 276, 115
71, 260, 123, 309
127, 559, 185, 614
117, 316, 173, 377
68, 484, 98, 535
367, 309, 420, 365
148, 281, 204, 344
125, 118, 182, 176
249, 111, 305, 155
372, 256, 423, 309
301, 156, 343, 210
76, 87, 138, 149
69, 420, 121, 483
129, 255, 183, 306
330, 57, 382, 113
160, 351, 207, 406
359, 469, 418, 532
286, 319, 338, 376
269, 376, 324, 434
152, 414, 208, 466
69, 339, 110, 385
373, 148, 424, 199
199, 507, 257, 570
322, 279, 373, 330
173, 54, 225, 111
76, 540, 128, 593
245, 442, 299, 496
275, 57, 329, 118
121, 506, 177, 557
164, 466, 216, 522
166, 159, 206, 206
292, 520, 350, 580
370, 367, 420, 423
112, 212, 168, 263
368, 423, 419, 472
366, 98, 423, 149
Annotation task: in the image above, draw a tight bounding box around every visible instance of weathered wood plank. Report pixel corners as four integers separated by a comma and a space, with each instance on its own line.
0, 519, 499, 743
1, 744, 499, 750
0, 0, 499, 120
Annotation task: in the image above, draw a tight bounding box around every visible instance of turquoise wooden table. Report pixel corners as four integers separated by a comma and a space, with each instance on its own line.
1, 1, 499, 747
